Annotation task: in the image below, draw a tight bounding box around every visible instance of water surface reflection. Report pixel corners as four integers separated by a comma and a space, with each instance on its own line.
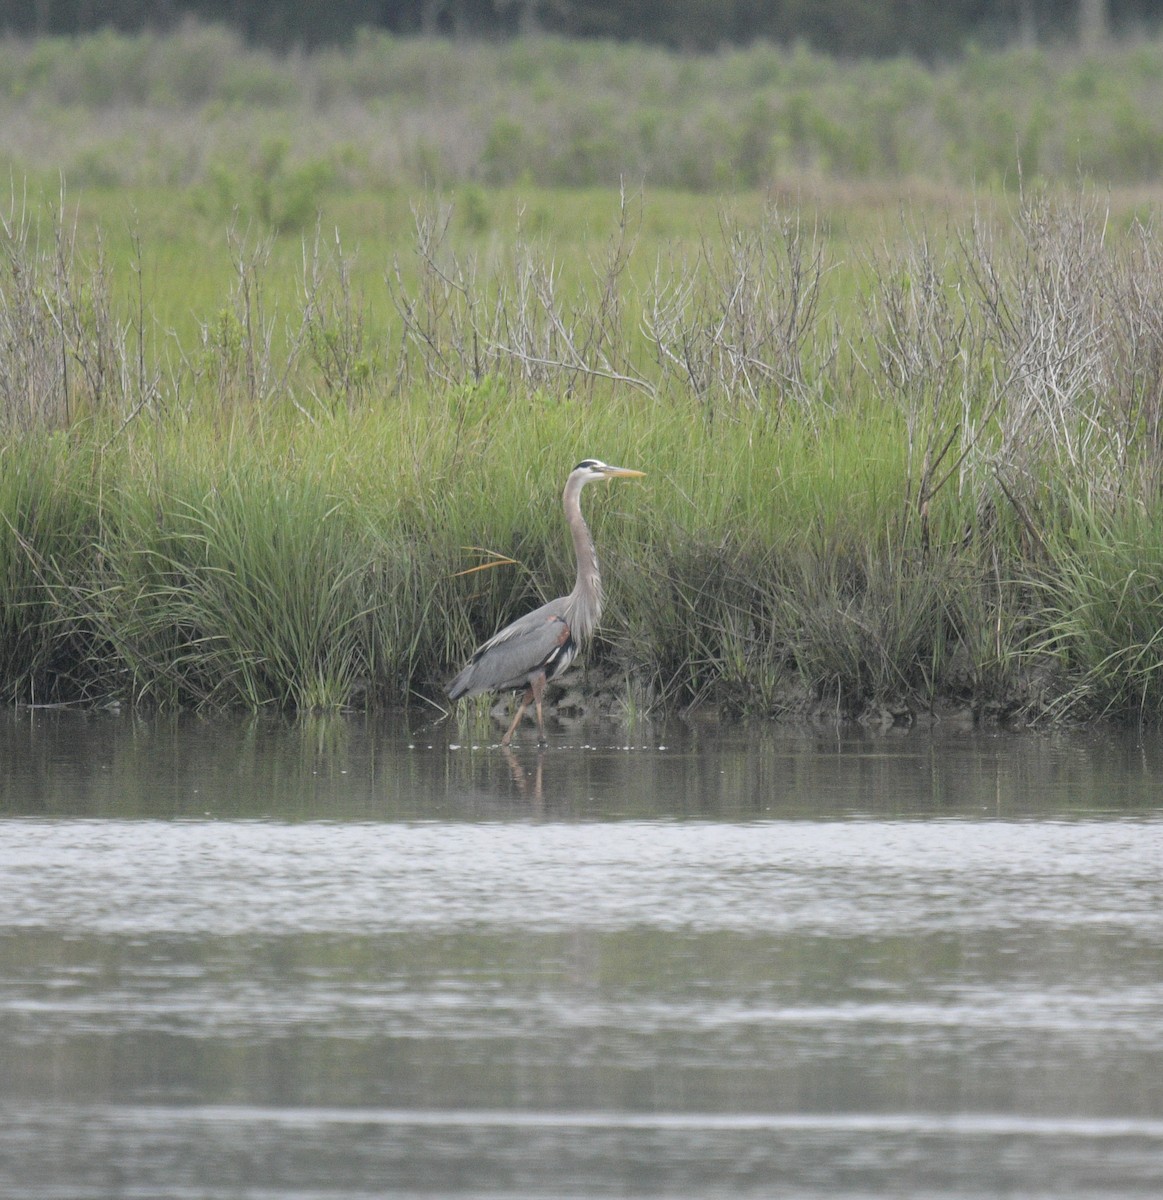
3, 706, 1162, 819
1, 710, 1161, 1199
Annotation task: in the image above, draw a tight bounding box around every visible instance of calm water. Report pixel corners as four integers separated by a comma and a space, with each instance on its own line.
2, 708, 1162, 1199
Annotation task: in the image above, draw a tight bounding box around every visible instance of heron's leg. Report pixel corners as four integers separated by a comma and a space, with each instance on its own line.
501, 687, 534, 747
530, 674, 549, 744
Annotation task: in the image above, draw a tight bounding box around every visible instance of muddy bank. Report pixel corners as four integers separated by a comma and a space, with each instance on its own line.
487, 658, 1071, 740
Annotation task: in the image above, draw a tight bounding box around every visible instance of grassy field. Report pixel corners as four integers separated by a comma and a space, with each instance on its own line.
6, 25, 1163, 195
5, 28, 1163, 728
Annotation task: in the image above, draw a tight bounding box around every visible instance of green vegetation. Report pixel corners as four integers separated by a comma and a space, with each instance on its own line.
4, 177, 1163, 728
5, 29, 1163, 728
4, 27, 1163, 198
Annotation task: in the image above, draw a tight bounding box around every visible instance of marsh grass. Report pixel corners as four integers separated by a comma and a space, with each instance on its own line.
1035, 495, 1163, 722
8, 28, 1163, 196
5, 184, 1163, 724
119, 470, 368, 709
0, 435, 97, 703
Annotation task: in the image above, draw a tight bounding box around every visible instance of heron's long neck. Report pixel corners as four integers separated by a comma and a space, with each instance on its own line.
564, 478, 602, 644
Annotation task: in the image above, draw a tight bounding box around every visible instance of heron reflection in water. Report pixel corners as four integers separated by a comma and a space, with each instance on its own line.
502, 744, 544, 807
447, 459, 645, 746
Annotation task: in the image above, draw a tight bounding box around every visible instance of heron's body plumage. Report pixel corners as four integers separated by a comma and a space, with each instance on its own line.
446, 599, 576, 700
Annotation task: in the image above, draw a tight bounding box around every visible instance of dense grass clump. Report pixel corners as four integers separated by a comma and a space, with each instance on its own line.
0, 435, 98, 703
5, 182, 1163, 727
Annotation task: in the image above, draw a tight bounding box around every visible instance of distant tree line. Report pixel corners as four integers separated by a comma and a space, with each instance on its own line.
0, 0, 1154, 59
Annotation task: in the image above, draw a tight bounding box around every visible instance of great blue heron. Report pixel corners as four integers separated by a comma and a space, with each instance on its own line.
447, 458, 645, 746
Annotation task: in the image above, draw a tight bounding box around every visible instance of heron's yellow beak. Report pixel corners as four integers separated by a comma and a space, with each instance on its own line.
601, 466, 646, 479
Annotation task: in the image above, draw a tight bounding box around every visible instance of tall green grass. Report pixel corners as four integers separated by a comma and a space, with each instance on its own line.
5, 183, 1163, 726
0, 434, 97, 704
1035, 495, 1163, 723
90, 459, 371, 709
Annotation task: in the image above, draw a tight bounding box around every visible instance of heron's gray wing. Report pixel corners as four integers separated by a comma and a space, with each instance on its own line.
447, 598, 571, 699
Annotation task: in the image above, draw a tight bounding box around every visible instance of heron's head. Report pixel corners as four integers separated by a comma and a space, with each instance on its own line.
572, 459, 646, 485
